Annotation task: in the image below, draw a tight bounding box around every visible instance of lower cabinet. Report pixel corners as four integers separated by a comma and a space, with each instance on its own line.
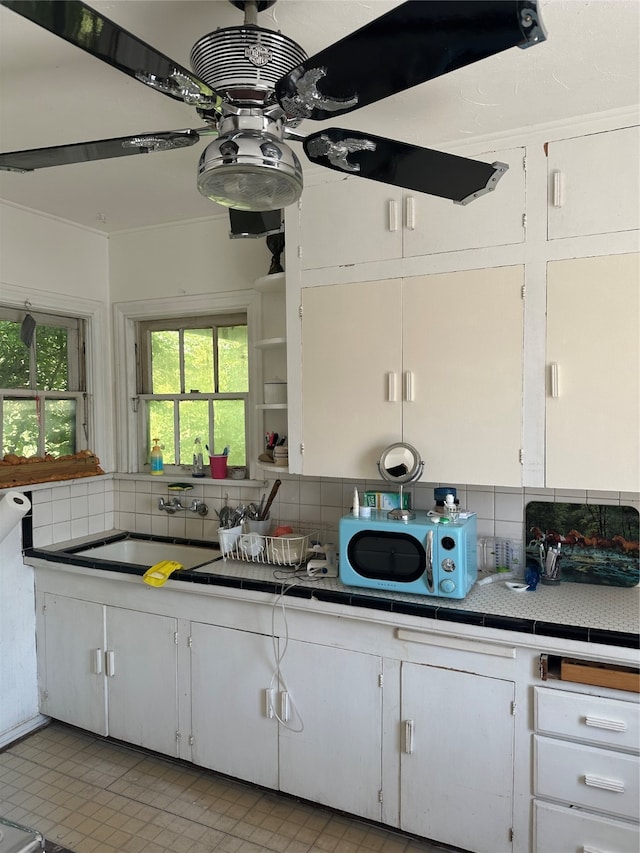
534, 800, 640, 853
190, 623, 279, 789
533, 686, 640, 852
40, 594, 179, 755
190, 624, 383, 822
278, 639, 383, 822
400, 662, 516, 853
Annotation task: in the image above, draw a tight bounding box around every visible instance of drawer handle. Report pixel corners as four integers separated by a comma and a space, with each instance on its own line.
584, 774, 625, 794
585, 715, 627, 732
583, 847, 607, 853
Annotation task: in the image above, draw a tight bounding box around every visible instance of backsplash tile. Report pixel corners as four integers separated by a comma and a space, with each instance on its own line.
26, 473, 639, 556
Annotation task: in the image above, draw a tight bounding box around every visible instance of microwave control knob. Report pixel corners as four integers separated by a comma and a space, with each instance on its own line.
442, 558, 456, 572
440, 578, 456, 594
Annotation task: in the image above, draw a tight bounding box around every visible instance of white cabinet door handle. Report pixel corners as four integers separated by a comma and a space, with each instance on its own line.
388, 199, 399, 232
105, 650, 115, 677
404, 371, 414, 402
552, 170, 564, 207
585, 715, 627, 732
264, 688, 275, 719
93, 648, 103, 675
404, 720, 415, 754
584, 774, 625, 793
583, 847, 606, 853
280, 691, 290, 723
550, 362, 559, 398
405, 196, 416, 230
387, 372, 398, 402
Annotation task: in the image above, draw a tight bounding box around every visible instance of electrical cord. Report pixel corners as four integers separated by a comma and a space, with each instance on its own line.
268, 567, 333, 732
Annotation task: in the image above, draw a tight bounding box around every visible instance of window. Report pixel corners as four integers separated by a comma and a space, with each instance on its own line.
0, 306, 86, 458
137, 314, 249, 469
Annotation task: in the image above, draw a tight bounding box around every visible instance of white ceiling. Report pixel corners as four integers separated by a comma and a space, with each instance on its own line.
0, 0, 638, 234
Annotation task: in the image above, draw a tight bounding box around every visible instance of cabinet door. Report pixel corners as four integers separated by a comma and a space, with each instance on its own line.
190, 624, 278, 789
546, 253, 639, 491
278, 640, 383, 822
548, 126, 640, 239
300, 280, 403, 478
401, 663, 515, 853
402, 267, 524, 486
403, 147, 525, 258
106, 608, 179, 756
299, 178, 403, 270
41, 594, 107, 735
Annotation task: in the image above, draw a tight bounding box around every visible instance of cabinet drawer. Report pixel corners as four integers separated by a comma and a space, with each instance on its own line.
534, 735, 640, 820
535, 687, 640, 751
534, 800, 640, 853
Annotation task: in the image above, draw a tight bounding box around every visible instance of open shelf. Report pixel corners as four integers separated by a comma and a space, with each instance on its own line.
253, 272, 285, 293
255, 336, 286, 349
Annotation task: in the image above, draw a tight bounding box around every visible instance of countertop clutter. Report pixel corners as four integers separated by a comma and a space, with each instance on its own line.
26, 531, 639, 648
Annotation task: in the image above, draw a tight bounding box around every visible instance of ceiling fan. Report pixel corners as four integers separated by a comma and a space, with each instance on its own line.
0, 0, 547, 217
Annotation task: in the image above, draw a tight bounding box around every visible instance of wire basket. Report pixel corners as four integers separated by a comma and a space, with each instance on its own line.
219, 522, 322, 567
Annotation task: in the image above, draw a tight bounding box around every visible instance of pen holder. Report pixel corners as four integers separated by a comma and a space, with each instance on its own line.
541, 549, 562, 584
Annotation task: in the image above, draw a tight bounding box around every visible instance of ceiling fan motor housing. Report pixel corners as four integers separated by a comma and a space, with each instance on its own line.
190, 26, 307, 106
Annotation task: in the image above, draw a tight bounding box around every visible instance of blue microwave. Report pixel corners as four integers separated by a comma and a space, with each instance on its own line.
339, 510, 477, 599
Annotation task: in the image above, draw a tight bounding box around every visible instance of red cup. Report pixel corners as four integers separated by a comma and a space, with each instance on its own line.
210, 455, 228, 479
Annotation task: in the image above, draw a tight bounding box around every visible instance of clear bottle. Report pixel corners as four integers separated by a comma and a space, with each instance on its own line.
150, 438, 164, 475
192, 437, 205, 478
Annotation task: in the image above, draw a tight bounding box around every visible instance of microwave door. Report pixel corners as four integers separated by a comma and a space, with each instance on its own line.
425, 529, 434, 592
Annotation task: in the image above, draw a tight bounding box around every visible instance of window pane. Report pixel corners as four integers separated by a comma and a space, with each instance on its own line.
184, 329, 214, 393
151, 331, 180, 393
214, 399, 246, 465
3, 398, 39, 456
218, 325, 248, 392
45, 399, 76, 456
0, 319, 30, 388
178, 399, 209, 466
148, 400, 175, 465
37, 325, 70, 390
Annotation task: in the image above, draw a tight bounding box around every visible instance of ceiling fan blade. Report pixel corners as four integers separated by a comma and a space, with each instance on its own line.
276, 0, 546, 122
0, 130, 201, 172
303, 128, 508, 205
0, 0, 221, 110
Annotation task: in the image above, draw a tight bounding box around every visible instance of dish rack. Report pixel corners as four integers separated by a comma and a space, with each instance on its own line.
220, 522, 322, 567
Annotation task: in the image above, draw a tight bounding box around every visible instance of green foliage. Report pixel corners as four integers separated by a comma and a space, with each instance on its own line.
147, 323, 248, 466
0, 319, 75, 457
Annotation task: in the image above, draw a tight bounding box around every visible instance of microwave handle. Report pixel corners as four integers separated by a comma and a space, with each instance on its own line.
425, 530, 434, 592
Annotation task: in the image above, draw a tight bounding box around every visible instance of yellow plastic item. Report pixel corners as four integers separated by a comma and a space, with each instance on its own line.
143, 560, 184, 587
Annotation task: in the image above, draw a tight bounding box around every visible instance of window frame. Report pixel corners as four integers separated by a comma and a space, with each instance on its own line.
114, 290, 259, 476
0, 304, 88, 458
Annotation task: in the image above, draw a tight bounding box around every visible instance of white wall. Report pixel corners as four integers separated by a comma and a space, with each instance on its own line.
0, 202, 111, 745
108, 215, 270, 302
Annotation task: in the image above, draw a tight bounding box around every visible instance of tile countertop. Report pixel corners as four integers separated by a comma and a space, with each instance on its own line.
25, 532, 640, 650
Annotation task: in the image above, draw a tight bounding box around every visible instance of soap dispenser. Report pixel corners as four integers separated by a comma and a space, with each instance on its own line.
150, 438, 164, 475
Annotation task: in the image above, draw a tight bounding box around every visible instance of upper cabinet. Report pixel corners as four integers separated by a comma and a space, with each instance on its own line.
298, 266, 524, 485
547, 126, 640, 240
546, 253, 639, 492
298, 147, 525, 271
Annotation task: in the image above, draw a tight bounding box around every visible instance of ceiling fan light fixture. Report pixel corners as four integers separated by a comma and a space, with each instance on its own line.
197, 132, 303, 211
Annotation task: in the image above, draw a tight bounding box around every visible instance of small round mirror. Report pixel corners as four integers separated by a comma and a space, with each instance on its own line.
377, 442, 424, 520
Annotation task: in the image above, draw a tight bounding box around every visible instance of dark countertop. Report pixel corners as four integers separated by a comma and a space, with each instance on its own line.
25, 531, 639, 650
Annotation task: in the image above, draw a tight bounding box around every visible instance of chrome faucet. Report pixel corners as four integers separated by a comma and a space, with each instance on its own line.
158, 496, 208, 517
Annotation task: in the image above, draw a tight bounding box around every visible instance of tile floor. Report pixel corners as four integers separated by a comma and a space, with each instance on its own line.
0, 723, 456, 853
